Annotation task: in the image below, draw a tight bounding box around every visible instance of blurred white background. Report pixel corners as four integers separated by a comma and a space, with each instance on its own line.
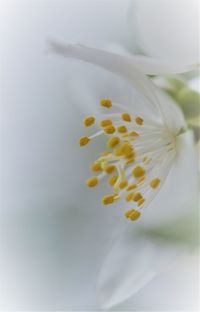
0, 0, 199, 310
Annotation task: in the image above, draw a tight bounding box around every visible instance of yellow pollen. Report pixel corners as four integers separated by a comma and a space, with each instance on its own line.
135, 116, 144, 125
90, 162, 102, 172
117, 125, 128, 133
104, 164, 116, 174
79, 136, 90, 146
84, 116, 95, 127
126, 183, 137, 191
124, 209, 141, 221
129, 131, 139, 137
121, 113, 131, 122
100, 119, 112, 127
104, 125, 116, 134
102, 194, 117, 205
137, 198, 145, 207
86, 176, 99, 187
108, 175, 118, 186
132, 166, 145, 178
132, 192, 143, 202
100, 98, 112, 108
150, 178, 161, 189
119, 180, 128, 189
107, 136, 120, 148
125, 193, 134, 202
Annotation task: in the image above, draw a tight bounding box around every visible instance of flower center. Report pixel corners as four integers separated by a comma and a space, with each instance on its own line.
79, 99, 177, 221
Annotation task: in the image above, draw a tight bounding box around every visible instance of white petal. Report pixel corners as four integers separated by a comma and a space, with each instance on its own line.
140, 130, 199, 227
120, 55, 195, 75
97, 224, 183, 309
153, 87, 187, 132
49, 41, 160, 110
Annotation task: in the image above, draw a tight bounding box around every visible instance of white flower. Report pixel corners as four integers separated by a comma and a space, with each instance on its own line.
50, 42, 198, 308
50, 41, 194, 221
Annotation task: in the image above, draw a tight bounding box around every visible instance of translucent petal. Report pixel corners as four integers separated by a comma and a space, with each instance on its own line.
97, 224, 183, 309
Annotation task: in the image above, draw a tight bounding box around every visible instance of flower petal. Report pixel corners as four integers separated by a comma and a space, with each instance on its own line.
49, 41, 160, 110
97, 224, 183, 309
120, 55, 195, 75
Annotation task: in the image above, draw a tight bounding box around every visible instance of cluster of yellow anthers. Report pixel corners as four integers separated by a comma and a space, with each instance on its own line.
79, 99, 161, 221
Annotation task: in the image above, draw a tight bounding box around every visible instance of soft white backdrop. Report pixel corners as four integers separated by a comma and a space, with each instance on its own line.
0, 0, 199, 310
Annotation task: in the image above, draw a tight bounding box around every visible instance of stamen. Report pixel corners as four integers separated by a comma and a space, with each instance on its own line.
100, 98, 112, 108
119, 180, 128, 189
125, 193, 134, 201
132, 166, 145, 178
132, 192, 143, 202
150, 178, 161, 189
117, 125, 128, 133
104, 164, 116, 174
86, 176, 99, 187
79, 136, 90, 146
102, 194, 118, 205
135, 116, 144, 125
104, 125, 116, 134
90, 162, 102, 172
84, 116, 95, 127
107, 136, 120, 148
127, 183, 137, 191
100, 119, 112, 127
121, 113, 131, 122
124, 209, 141, 221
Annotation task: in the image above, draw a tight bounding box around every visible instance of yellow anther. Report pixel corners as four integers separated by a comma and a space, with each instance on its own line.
108, 175, 118, 186
100, 98, 112, 108
135, 116, 144, 125
104, 125, 116, 134
125, 158, 135, 166
104, 164, 116, 174
129, 209, 141, 221
132, 165, 145, 178
107, 136, 120, 148
86, 176, 99, 187
90, 162, 102, 172
120, 142, 134, 158
100, 119, 112, 127
126, 183, 137, 191
150, 178, 161, 189
124, 209, 134, 218
84, 116, 95, 127
137, 198, 145, 207
102, 194, 117, 205
114, 146, 124, 157
117, 125, 128, 133
132, 192, 143, 202
119, 180, 128, 189
125, 193, 134, 202
121, 113, 131, 122
79, 136, 90, 146
124, 209, 141, 220
129, 131, 139, 137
